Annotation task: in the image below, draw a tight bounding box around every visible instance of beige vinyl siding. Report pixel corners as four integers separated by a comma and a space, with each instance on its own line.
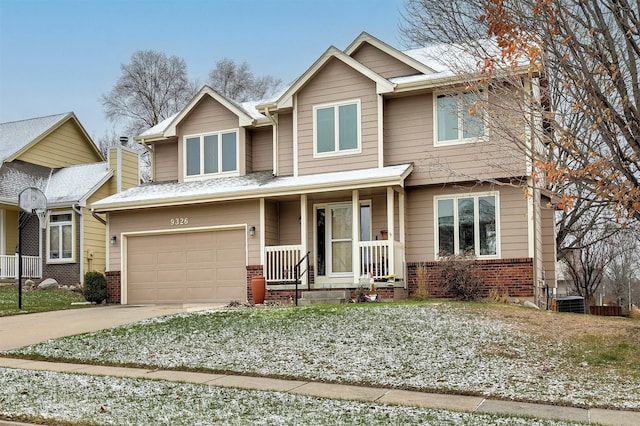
107, 200, 260, 270
277, 113, 294, 176
17, 120, 102, 168
405, 184, 529, 261
265, 200, 279, 246
250, 127, 273, 172
278, 200, 301, 246
350, 43, 420, 79
384, 92, 528, 186
177, 96, 243, 180
153, 140, 179, 182
297, 59, 379, 175
4, 209, 18, 254
82, 183, 110, 273
541, 201, 557, 287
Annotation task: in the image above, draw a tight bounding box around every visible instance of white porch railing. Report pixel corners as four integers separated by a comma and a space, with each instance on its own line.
0, 254, 42, 279
359, 240, 405, 280
265, 245, 302, 283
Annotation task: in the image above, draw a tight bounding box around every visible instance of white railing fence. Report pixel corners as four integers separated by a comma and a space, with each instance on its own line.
359, 240, 390, 279
0, 254, 42, 279
264, 245, 302, 283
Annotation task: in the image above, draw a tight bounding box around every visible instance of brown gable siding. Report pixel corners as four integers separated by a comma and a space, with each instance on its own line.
277, 113, 294, 176
350, 43, 420, 79
383, 92, 528, 186
297, 59, 379, 176
405, 184, 529, 262
17, 120, 101, 168
250, 127, 273, 172
152, 141, 179, 182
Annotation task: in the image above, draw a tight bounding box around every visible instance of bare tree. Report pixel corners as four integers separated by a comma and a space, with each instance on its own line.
208, 58, 282, 102
101, 50, 198, 137
604, 225, 640, 306
401, 0, 640, 223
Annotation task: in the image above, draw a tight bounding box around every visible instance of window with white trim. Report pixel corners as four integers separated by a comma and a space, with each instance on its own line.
313, 99, 361, 156
435, 193, 498, 257
435, 91, 486, 145
47, 212, 74, 262
185, 130, 238, 178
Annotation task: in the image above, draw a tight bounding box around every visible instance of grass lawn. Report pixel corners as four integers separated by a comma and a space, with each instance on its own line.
0, 285, 91, 316
4, 302, 639, 411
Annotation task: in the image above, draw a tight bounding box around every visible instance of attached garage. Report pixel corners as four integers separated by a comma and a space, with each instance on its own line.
124, 228, 246, 304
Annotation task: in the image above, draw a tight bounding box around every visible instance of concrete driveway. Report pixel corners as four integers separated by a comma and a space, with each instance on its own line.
0, 304, 225, 351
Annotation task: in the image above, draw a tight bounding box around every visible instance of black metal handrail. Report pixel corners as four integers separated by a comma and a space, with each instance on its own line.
293, 251, 311, 306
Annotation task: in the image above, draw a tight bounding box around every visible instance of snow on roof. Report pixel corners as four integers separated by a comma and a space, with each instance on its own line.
138, 113, 179, 138
0, 161, 51, 204
0, 113, 70, 161
92, 164, 413, 211
46, 162, 112, 205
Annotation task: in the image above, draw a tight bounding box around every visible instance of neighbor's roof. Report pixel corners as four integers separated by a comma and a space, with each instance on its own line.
0, 160, 112, 207
0, 113, 70, 161
92, 163, 413, 212
46, 162, 113, 206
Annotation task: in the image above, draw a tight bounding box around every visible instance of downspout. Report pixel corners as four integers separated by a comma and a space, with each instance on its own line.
73, 203, 84, 284
264, 106, 278, 176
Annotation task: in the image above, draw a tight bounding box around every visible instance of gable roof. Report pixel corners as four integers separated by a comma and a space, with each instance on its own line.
0, 112, 102, 163
135, 86, 266, 142
264, 46, 395, 110
0, 160, 112, 207
344, 31, 436, 75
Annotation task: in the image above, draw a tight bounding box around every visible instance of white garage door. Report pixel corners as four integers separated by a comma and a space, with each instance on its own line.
126, 229, 246, 304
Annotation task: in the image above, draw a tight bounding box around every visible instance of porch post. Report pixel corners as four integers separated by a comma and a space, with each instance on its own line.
260, 198, 265, 266
300, 194, 308, 287
352, 190, 360, 285
387, 187, 395, 276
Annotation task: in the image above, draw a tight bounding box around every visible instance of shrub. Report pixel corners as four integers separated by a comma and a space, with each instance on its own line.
437, 253, 482, 301
83, 271, 107, 304
488, 287, 510, 304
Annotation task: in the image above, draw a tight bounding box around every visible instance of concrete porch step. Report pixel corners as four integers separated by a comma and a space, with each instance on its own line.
298, 290, 350, 306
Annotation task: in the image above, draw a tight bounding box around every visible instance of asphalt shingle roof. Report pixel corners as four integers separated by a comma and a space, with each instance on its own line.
0, 113, 70, 161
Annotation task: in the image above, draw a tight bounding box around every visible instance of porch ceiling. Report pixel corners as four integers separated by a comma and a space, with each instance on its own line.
91, 164, 413, 212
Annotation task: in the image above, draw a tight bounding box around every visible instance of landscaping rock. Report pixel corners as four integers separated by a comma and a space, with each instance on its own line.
24, 279, 35, 289
524, 300, 540, 310
38, 278, 58, 290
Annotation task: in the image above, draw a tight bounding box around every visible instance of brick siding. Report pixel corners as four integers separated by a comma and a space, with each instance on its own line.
407, 258, 534, 299
105, 270, 121, 304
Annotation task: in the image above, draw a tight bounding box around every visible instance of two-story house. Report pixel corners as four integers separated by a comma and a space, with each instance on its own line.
0, 112, 138, 286
92, 33, 557, 307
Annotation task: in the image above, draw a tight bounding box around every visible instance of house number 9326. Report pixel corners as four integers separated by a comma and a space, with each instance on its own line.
170, 217, 189, 226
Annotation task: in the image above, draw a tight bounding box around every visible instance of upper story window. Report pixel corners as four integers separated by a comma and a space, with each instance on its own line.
185, 130, 238, 178
313, 99, 361, 157
47, 212, 74, 263
435, 192, 499, 258
435, 91, 486, 145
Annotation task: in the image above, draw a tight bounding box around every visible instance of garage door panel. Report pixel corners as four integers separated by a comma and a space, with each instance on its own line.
127, 229, 246, 304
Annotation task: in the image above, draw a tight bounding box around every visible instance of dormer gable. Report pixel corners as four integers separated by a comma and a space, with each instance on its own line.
344, 32, 436, 78
262, 46, 394, 111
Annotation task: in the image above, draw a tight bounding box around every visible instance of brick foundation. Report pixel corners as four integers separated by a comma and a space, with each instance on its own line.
407, 258, 534, 300
105, 270, 121, 304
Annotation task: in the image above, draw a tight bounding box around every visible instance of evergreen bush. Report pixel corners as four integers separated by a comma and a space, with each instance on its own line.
83, 271, 107, 304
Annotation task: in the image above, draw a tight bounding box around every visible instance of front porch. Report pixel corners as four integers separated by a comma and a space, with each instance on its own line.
0, 254, 42, 280
257, 186, 407, 298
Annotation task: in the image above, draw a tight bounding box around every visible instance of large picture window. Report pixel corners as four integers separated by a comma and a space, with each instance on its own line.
185, 130, 238, 178
435, 193, 498, 257
435, 91, 485, 145
48, 212, 74, 262
314, 100, 361, 156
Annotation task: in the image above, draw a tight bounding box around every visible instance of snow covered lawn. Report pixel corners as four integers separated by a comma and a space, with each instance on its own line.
0, 367, 585, 425
4, 302, 639, 410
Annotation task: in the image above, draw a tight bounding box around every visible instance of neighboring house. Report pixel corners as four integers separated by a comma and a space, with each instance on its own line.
0, 112, 138, 285
92, 32, 557, 307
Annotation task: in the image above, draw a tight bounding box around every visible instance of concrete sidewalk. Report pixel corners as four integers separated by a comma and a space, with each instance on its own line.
0, 356, 638, 425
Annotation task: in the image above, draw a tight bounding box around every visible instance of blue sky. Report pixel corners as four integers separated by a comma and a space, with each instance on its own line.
0, 0, 406, 140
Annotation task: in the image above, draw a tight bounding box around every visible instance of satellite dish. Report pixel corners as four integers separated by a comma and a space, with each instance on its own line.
19, 187, 47, 213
